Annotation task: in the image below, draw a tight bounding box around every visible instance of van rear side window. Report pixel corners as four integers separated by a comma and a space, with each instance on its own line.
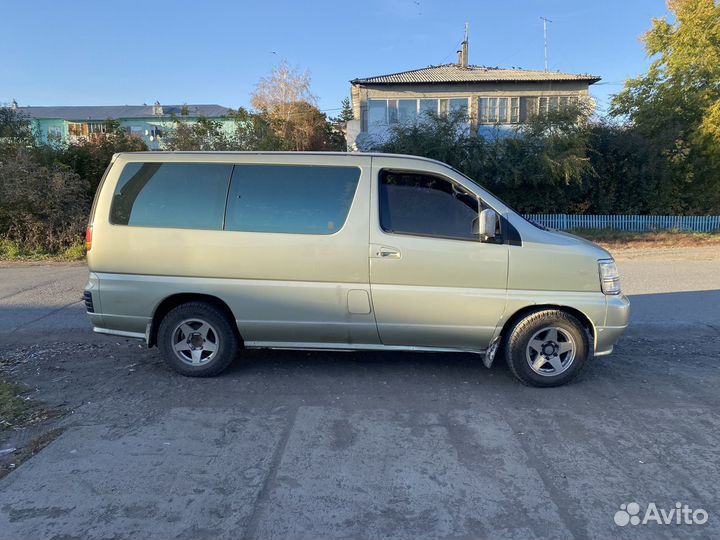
225, 165, 360, 235
110, 163, 232, 229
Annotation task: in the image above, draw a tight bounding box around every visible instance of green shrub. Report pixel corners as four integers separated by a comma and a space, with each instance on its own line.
60, 243, 86, 261
0, 239, 21, 259
0, 149, 89, 253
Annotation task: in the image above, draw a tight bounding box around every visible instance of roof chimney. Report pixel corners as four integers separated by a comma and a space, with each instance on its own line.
10, 99, 18, 111
153, 101, 163, 116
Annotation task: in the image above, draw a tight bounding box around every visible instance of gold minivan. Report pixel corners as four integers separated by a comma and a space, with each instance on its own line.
85, 152, 629, 387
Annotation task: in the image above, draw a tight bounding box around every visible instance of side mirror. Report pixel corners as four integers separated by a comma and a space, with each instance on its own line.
475, 208, 498, 240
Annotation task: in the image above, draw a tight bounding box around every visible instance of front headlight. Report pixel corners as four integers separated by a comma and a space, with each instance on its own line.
599, 260, 621, 295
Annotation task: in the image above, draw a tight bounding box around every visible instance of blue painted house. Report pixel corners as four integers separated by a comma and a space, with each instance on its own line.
14, 101, 233, 150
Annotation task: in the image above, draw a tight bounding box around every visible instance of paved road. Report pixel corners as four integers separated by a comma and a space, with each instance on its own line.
0, 250, 718, 539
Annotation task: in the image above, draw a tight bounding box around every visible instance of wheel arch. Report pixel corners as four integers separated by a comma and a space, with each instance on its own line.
499, 304, 596, 351
148, 293, 241, 348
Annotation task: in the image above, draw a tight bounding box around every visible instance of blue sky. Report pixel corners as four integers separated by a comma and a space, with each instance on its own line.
1, 0, 669, 116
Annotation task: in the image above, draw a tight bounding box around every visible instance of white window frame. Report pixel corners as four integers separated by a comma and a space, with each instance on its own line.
479, 95, 580, 124
367, 97, 470, 127
47, 125, 63, 139
88, 122, 107, 134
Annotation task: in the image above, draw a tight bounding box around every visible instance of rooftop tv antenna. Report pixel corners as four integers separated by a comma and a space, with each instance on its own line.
457, 22, 470, 67
540, 16, 552, 71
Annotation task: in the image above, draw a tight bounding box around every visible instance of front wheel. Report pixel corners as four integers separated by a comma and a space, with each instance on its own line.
158, 302, 239, 377
504, 309, 590, 387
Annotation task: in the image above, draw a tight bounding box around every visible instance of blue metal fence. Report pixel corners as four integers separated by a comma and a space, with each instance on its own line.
522, 214, 720, 233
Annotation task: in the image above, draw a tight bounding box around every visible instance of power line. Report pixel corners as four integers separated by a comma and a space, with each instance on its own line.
440, 39, 464, 65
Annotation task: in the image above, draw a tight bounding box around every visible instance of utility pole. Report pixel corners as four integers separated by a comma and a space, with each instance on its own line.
540, 16, 552, 71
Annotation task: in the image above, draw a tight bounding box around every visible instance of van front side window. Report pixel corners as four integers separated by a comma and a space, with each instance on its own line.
379, 170, 479, 241
225, 165, 361, 235
109, 163, 233, 230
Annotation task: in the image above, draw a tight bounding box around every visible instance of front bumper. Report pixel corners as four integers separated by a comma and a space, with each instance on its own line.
595, 294, 630, 356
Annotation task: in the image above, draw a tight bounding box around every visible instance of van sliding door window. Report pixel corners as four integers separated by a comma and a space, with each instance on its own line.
225, 165, 361, 235
379, 170, 479, 241
109, 163, 232, 230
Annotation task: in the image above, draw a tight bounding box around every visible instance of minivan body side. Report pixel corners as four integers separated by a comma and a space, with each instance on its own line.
86, 151, 629, 361
87, 153, 380, 348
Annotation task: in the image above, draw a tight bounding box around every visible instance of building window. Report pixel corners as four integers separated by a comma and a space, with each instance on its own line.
510, 97, 520, 123
438, 98, 469, 116
387, 100, 398, 124
397, 99, 417, 123
367, 97, 470, 128
479, 98, 498, 123
479, 95, 578, 124
519, 97, 537, 122
419, 99, 437, 117
479, 97, 513, 123
368, 100, 388, 128
127, 126, 144, 137
68, 123, 87, 137
88, 123, 107, 134
539, 95, 578, 115
68, 122, 109, 137
47, 126, 63, 140
498, 98, 508, 122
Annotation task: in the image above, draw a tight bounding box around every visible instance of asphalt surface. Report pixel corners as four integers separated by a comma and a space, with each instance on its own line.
0, 248, 718, 539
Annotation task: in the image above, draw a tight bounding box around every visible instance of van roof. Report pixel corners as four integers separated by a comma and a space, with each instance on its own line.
113, 151, 450, 169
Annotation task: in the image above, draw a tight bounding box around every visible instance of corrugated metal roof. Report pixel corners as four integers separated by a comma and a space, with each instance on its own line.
351, 64, 601, 85
16, 104, 231, 120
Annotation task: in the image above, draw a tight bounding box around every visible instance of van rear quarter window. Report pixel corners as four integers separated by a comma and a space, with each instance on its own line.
110, 162, 232, 229
225, 165, 361, 234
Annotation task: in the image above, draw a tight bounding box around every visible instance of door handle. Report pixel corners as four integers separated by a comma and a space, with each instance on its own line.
373, 246, 401, 259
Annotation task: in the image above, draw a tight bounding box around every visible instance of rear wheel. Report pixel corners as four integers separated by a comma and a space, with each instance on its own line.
158, 302, 238, 377
504, 309, 590, 387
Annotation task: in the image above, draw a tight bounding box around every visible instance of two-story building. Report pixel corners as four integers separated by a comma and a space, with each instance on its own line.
347, 41, 600, 149
13, 101, 233, 150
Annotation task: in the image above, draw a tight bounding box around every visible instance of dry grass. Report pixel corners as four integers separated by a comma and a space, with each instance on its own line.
0, 378, 66, 478
571, 229, 720, 250
0, 379, 35, 430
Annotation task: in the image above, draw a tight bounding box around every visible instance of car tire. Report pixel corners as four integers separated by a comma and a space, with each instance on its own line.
504, 309, 590, 387
158, 302, 239, 377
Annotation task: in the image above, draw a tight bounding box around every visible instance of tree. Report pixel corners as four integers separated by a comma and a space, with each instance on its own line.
34, 119, 147, 197
611, 0, 720, 212
229, 108, 287, 151
336, 97, 354, 123
251, 61, 341, 150
369, 107, 596, 213
163, 116, 234, 151
0, 106, 34, 152
0, 148, 89, 251
251, 60, 317, 122
326, 97, 355, 150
